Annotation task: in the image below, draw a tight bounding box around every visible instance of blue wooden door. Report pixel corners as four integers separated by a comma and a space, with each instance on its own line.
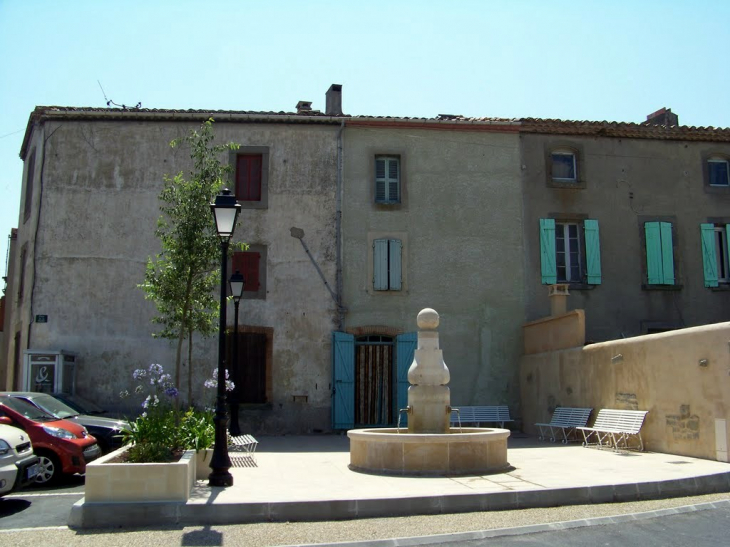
396, 332, 417, 425
332, 332, 355, 429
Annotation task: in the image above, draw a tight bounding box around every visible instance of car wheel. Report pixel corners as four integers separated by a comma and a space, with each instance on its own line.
35, 452, 61, 485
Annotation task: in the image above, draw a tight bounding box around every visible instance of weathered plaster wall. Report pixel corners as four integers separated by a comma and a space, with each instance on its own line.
520, 321, 730, 461
8, 118, 338, 433
523, 309, 585, 355
342, 127, 526, 413
521, 134, 730, 342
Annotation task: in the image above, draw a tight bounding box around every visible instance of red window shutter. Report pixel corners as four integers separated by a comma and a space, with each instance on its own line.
233, 251, 260, 292
235, 154, 262, 201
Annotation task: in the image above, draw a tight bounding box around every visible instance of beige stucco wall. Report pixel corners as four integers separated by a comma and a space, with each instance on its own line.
523, 309, 585, 355
6, 118, 339, 433
520, 321, 730, 461
342, 126, 526, 413
521, 134, 730, 343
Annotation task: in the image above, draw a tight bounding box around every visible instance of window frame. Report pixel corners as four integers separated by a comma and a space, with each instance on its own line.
374, 155, 401, 205
550, 150, 577, 183
545, 142, 586, 189
701, 150, 730, 195
555, 221, 583, 283
229, 147, 269, 209
230, 245, 267, 300
539, 216, 601, 289
367, 232, 408, 295
700, 220, 730, 288
639, 217, 681, 290
708, 157, 730, 187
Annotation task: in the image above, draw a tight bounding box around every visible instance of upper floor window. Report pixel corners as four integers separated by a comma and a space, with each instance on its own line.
236, 154, 263, 201
375, 156, 400, 204
644, 221, 676, 286
539, 218, 601, 285
231, 147, 269, 209
373, 238, 402, 291
550, 149, 577, 182
708, 157, 729, 187
700, 223, 730, 287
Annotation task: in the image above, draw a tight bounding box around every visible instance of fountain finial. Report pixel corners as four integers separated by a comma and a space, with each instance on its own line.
417, 308, 439, 330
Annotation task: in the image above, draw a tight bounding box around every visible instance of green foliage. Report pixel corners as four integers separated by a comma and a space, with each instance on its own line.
138, 119, 245, 397
179, 408, 215, 452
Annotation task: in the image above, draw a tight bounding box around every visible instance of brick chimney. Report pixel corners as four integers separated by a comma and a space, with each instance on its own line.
326, 84, 343, 116
646, 107, 679, 126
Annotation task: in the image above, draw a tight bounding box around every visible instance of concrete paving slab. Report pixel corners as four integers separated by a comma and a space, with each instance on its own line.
69, 435, 730, 529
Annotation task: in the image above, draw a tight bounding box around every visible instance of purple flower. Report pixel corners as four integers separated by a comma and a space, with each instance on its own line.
149, 363, 163, 376
164, 386, 179, 398
132, 369, 147, 380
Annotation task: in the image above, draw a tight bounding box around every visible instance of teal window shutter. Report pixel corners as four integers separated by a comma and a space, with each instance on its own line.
389, 239, 402, 290
584, 219, 602, 285
660, 222, 675, 285
540, 218, 557, 284
373, 239, 389, 290
645, 222, 663, 284
396, 333, 417, 426
701, 223, 718, 287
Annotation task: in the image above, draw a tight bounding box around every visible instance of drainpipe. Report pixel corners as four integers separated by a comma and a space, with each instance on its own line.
335, 120, 345, 331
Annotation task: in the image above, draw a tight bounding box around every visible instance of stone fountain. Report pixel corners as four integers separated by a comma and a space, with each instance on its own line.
348, 308, 510, 476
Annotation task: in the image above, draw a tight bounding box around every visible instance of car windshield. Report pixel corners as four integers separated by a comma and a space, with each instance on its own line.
55, 393, 106, 414
25, 394, 79, 419
1, 396, 56, 422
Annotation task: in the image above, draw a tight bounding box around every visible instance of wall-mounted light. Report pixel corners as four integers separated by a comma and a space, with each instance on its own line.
699, 359, 709, 367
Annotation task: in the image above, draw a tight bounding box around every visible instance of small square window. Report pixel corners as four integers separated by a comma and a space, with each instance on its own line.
708, 158, 730, 187
551, 152, 576, 182
375, 156, 400, 204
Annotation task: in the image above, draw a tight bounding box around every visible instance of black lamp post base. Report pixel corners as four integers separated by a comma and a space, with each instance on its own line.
208, 470, 234, 487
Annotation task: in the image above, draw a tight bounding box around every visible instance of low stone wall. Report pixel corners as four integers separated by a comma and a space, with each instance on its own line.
523, 310, 585, 355
520, 321, 730, 462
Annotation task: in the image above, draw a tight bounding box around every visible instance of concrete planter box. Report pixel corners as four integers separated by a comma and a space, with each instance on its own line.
84, 445, 196, 503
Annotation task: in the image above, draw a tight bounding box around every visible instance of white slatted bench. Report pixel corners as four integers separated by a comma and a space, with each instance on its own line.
577, 409, 649, 452
228, 434, 258, 458
450, 405, 513, 428
535, 407, 592, 443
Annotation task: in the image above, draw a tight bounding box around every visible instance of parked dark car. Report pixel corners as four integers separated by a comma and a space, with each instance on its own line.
2, 392, 128, 455
0, 395, 101, 485
51, 392, 121, 418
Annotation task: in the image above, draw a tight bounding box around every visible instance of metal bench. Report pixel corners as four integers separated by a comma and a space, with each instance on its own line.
577, 409, 649, 452
228, 434, 258, 458
535, 407, 592, 443
450, 405, 513, 428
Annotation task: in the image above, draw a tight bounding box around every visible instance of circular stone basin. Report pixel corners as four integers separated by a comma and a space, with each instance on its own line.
348, 427, 510, 476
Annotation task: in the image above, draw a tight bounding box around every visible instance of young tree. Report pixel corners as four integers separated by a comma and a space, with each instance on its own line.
139, 119, 241, 404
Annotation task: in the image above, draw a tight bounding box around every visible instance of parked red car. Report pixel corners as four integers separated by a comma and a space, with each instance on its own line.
0, 395, 101, 485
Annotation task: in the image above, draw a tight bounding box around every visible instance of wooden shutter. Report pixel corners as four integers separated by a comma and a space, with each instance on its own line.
233, 251, 260, 291
645, 222, 663, 284
540, 218, 557, 284
236, 154, 262, 201
396, 333, 417, 426
387, 158, 400, 202
375, 158, 386, 202
660, 222, 675, 285
388, 239, 402, 290
373, 239, 389, 290
332, 332, 355, 429
584, 219, 602, 285
701, 223, 718, 287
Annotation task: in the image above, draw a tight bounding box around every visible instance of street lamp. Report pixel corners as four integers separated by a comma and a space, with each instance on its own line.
209, 187, 241, 487
228, 269, 245, 437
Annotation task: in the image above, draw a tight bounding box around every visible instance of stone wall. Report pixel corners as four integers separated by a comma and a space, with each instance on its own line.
520, 321, 730, 461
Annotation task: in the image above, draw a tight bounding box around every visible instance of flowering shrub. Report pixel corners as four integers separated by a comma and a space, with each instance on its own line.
121, 363, 214, 463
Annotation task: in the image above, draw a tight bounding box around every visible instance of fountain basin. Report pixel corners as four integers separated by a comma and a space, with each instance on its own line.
348, 427, 510, 476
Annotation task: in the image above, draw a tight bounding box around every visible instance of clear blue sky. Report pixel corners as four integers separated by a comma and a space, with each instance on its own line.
1, 0, 729, 278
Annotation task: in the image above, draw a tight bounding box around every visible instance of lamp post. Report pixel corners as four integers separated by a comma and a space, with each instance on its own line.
209, 188, 241, 487
228, 269, 245, 437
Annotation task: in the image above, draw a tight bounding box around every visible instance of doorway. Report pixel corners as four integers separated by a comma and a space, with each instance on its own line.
354, 335, 394, 426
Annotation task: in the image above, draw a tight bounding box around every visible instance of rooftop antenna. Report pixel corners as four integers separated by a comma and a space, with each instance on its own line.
97, 80, 141, 110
